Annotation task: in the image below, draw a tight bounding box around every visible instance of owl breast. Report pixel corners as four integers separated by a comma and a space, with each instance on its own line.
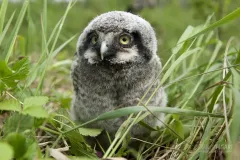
71, 56, 166, 135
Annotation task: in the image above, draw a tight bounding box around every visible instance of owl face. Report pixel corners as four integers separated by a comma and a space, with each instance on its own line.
81, 30, 150, 64
77, 11, 158, 65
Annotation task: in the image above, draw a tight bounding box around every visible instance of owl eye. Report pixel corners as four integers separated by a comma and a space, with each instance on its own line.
119, 34, 131, 45
91, 35, 98, 44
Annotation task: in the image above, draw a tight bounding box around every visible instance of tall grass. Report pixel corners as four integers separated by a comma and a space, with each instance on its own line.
0, 0, 240, 160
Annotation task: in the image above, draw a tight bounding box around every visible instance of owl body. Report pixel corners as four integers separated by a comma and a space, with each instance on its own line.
71, 11, 167, 136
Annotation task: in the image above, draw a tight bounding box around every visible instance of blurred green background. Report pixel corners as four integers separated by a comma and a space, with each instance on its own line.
1, 1, 240, 159
6, 0, 240, 63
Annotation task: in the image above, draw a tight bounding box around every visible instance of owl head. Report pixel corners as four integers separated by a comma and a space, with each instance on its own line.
77, 11, 158, 65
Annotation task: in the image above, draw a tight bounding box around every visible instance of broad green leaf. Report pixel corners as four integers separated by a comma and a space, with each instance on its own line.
60, 96, 71, 108
22, 106, 49, 118
0, 82, 4, 93
22, 96, 49, 118
78, 128, 103, 137
0, 58, 30, 90
3, 113, 34, 135
0, 60, 12, 77
0, 99, 21, 112
22, 142, 41, 160
11, 57, 30, 80
0, 142, 14, 160
66, 131, 97, 158
165, 119, 185, 140
5, 133, 27, 159
0, 59, 28, 77
172, 120, 184, 139
23, 96, 48, 108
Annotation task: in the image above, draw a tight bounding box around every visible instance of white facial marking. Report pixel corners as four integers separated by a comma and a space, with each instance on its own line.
84, 49, 98, 64
116, 47, 138, 63
100, 41, 108, 60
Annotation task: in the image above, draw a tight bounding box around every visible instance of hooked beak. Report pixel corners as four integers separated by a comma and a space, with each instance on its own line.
100, 41, 108, 60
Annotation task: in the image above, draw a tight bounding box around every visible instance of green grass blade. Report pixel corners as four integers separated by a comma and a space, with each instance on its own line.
49, 0, 75, 54
95, 106, 224, 121
229, 75, 240, 143
171, 25, 194, 55
42, 0, 47, 54
207, 72, 231, 113
184, 7, 240, 43
35, 0, 76, 94
0, 12, 15, 47
189, 118, 215, 160
229, 90, 240, 157
3, 0, 29, 62
35, 35, 76, 94
181, 40, 222, 108
228, 61, 240, 158
50, 35, 77, 59
63, 106, 224, 136
0, 0, 8, 33
160, 48, 201, 85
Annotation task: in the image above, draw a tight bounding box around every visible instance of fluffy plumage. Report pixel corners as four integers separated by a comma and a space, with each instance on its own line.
71, 11, 167, 137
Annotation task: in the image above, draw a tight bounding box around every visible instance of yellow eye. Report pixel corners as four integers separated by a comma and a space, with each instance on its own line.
119, 35, 130, 45
91, 36, 98, 44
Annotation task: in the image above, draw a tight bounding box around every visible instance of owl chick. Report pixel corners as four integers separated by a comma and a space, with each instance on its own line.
71, 11, 167, 137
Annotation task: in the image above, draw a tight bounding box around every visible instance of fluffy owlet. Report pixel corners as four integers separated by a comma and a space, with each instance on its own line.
71, 11, 167, 138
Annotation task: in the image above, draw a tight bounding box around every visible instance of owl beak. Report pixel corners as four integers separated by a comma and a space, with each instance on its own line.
100, 41, 108, 60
